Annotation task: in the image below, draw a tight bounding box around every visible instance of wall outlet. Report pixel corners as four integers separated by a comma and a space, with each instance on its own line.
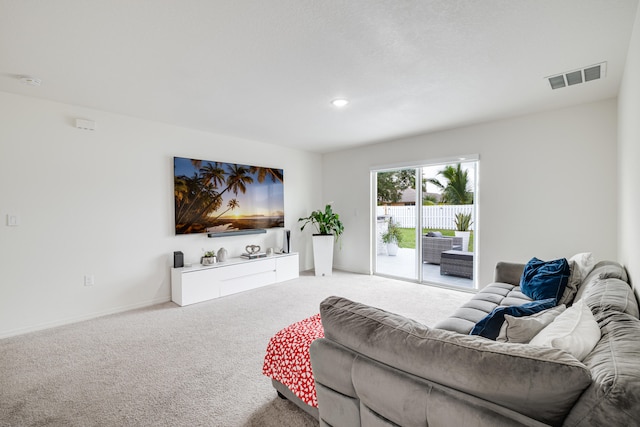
84, 275, 95, 286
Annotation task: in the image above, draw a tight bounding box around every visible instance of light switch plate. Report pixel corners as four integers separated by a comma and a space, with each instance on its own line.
6, 214, 20, 226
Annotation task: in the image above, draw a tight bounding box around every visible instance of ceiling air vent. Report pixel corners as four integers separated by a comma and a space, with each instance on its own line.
584, 65, 601, 82
566, 70, 583, 86
546, 62, 607, 90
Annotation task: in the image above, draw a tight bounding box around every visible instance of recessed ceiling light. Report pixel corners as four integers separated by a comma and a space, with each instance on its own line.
331, 98, 349, 108
19, 75, 42, 87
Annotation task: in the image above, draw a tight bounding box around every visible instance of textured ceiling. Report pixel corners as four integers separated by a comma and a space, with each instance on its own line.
0, 0, 638, 153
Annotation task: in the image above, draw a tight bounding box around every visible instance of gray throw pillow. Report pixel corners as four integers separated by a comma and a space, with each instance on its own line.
558, 260, 581, 306
497, 305, 566, 343
426, 231, 443, 237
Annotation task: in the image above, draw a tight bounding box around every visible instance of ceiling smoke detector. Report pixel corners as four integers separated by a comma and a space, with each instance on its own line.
331, 98, 349, 108
545, 62, 607, 90
19, 75, 42, 87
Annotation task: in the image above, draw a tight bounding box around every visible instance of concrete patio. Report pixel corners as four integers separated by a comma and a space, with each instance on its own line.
376, 247, 475, 289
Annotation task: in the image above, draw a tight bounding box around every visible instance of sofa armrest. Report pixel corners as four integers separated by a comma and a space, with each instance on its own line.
494, 262, 525, 286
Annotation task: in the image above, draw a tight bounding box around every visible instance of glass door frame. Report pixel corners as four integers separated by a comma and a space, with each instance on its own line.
371, 166, 421, 281
371, 155, 479, 288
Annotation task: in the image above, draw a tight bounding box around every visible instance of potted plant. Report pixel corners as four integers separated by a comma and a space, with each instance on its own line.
201, 250, 217, 265
454, 212, 473, 252
381, 220, 403, 256
298, 204, 344, 276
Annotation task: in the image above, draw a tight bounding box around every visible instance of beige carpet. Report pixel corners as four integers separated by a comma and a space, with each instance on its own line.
0, 271, 472, 427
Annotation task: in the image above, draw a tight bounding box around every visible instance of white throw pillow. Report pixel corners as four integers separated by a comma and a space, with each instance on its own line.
497, 305, 566, 343
558, 260, 581, 306
569, 252, 595, 280
529, 299, 601, 361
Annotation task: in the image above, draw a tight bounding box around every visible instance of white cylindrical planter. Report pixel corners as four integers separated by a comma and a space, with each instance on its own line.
455, 231, 471, 252
312, 234, 335, 277
386, 242, 399, 256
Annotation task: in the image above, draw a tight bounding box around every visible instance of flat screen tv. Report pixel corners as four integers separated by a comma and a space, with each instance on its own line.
173, 156, 284, 235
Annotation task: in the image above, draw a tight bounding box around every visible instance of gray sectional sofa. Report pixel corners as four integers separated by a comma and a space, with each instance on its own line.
310, 260, 640, 426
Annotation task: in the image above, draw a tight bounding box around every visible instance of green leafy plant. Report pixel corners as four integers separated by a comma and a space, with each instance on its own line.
454, 212, 473, 231
381, 220, 403, 244
298, 204, 344, 242
203, 250, 217, 258
427, 163, 473, 205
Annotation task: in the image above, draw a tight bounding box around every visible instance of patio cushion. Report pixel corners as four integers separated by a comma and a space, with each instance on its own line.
440, 250, 473, 261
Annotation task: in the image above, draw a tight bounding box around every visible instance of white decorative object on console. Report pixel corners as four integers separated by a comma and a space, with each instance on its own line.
216, 247, 228, 262
171, 252, 299, 306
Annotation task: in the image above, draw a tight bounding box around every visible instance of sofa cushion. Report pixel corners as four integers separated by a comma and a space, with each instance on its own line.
575, 261, 629, 302
309, 339, 360, 427
582, 278, 640, 319
497, 304, 566, 343
320, 296, 592, 426
352, 356, 550, 427
563, 313, 640, 425
529, 299, 601, 361
470, 298, 557, 340
435, 283, 532, 334
426, 231, 443, 237
520, 257, 570, 303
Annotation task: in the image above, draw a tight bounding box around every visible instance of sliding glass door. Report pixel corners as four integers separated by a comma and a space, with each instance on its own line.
373, 159, 477, 289
375, 168, 420, 281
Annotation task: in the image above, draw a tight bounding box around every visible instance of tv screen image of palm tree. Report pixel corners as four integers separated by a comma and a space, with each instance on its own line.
173, 157, 284, 235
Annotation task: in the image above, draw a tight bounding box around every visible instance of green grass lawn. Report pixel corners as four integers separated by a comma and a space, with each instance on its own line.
397, 228, 474, 252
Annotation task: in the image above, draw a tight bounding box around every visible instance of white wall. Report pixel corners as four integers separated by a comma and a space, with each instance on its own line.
619, 5, 640, 296
0, 92, 321, 338
324, 99, 619, 287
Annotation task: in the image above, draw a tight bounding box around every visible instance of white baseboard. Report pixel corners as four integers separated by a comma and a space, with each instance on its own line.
333, 264, 371, 275
0, 296, 171, 340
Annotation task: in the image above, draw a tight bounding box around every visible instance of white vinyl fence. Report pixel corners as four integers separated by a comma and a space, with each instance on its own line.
377, 205, 474, 230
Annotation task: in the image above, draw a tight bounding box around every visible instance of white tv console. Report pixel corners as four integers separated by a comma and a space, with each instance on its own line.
170, 252, 299, 306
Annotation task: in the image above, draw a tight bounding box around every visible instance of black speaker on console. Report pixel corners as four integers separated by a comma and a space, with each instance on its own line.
174, 251, 184, 268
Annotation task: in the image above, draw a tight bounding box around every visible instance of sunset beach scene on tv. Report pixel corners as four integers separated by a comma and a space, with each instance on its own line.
174, 156, 284, 235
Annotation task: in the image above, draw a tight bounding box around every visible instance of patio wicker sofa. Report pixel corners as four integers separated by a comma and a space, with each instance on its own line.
422, 231, 463, 264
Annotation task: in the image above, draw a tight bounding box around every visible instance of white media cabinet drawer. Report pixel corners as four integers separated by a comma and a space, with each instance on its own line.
171, 253, 298, 306
220, 270, 277, 297
215, 257, 276, 281
173, 267, 221, 306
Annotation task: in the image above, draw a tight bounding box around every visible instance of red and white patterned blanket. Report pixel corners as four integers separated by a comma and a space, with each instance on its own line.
262, 313, 324, 407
